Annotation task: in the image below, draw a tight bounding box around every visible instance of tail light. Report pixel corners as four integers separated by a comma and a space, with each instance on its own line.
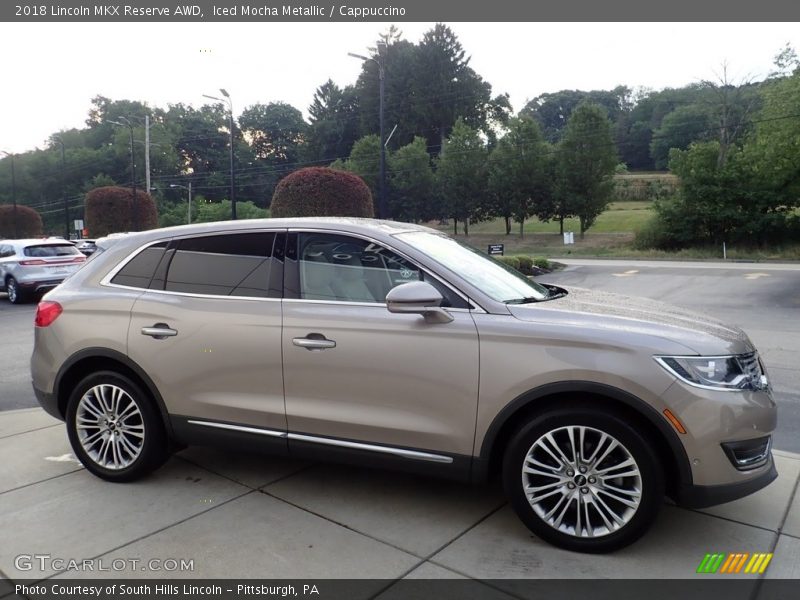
20, 256, 84, 266
35, 301, 63, 327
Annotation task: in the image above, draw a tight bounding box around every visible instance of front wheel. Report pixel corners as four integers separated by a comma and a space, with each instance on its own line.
503, 408, 664, 553
66, 371, 170, 482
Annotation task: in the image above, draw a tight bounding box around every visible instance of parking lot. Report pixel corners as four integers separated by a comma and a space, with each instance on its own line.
1, 259, 799, 590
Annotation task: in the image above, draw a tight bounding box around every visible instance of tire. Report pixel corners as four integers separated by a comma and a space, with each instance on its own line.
65, 370, 170, 482
6, 277, 26, 304
503, 407, 664, 553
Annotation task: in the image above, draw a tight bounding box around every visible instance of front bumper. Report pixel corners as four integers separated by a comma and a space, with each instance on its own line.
676, 455, 778, 508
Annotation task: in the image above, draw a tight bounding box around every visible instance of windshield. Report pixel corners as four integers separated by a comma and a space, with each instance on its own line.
395, 231, 551, 303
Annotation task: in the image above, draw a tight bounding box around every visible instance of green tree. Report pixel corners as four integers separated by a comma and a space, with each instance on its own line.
388, 137, 436, 222
239, 102, 307, 164
650, 105, 714, 169
557, 102, 617, 238
436, 119, 489, 236
410, 24, 504, 151
304, 80, 360, 164
520, 86, 632, 143
333, 134, 382, 201
488, 117, 551, 236
193, 199, 268, 223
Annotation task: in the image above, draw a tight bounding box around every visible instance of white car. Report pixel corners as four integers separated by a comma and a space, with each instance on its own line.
0, 238, 86, 303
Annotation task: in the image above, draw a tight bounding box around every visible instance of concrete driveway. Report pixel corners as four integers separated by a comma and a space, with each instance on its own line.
2, 258, 799, 595
1, 408, 799, 594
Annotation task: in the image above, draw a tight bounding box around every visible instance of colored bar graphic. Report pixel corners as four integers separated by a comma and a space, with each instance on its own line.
698, 552, 773, 574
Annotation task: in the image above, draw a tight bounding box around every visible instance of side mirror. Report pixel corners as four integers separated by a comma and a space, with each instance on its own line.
386, 281, 454, 323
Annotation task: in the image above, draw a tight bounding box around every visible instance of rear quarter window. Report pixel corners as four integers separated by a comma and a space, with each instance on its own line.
110, 242, 168, 289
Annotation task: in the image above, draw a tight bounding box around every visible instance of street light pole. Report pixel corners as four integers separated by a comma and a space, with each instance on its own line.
108, 117, 138, 231
170, 183, 193, 224
348, 40, 388, 219
54, 138, 69, 239
1, 151, 17, 237
203, 89, 236, 220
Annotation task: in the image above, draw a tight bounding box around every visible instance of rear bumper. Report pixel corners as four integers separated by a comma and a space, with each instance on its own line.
676, 456, 778, 508
32, 383, 63, 421
20, 278, 64, 294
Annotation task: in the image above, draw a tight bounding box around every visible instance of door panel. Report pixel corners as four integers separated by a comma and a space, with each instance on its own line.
128, 293, 284, 430
125, 231, 285, 432
282, 232, 480, 456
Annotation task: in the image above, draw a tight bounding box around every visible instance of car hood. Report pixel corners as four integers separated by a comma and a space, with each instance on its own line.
508, 285, 754, 356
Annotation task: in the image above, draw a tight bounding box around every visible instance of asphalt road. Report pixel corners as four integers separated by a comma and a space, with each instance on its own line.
1, 259, 798, 451
0, 300, 37, 411
541, 259, 800, 453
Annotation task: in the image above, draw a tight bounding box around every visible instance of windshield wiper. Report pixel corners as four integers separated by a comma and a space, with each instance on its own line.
505, 296, 545, 304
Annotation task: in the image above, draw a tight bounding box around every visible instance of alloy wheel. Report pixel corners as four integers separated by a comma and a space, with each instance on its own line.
75, 384, 145, 470
522, 425, 642, 538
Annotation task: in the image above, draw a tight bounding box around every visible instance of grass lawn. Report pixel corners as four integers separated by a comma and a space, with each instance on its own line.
428, 201, 800, 261
435, 201, 655, 236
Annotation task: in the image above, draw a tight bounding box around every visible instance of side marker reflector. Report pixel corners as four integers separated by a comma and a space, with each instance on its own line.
663, 409, 687, 434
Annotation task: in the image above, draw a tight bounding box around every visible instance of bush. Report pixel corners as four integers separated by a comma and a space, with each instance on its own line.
85, 186, 158, 237
0, 204, 43, 238
516, 255, 534, 275
270, 167, 374, 218
533, 257, 550, 270
496, 256, 520, 271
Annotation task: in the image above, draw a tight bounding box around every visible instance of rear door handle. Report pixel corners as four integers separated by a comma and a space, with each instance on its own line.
141, 323, 178, 339
293, 335, 336, 350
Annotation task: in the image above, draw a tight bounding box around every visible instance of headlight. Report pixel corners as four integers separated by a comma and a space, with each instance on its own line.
655, 353, 769, 391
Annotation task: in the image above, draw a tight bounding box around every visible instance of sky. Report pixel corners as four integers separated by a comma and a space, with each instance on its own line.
1, 22, 798, 154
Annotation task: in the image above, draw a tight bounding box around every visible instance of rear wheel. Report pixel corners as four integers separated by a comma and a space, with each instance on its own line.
503, 407, 664, 553
6, 277, 26, 304
66, 371, 170, 482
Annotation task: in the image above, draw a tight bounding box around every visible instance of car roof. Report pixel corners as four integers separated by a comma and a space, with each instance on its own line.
4, 238, 77, 247
100, 218, 440, 249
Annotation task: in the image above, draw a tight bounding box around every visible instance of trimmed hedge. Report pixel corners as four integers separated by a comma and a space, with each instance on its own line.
0, 204, 43, 238
85, 186, 158, 237
496, 256, 520, 271
495, 254, 551, 276
270, 167, 374, 218
516, 255, 534, 274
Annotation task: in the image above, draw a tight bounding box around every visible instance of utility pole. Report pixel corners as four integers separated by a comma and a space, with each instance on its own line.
348, 41, 388, 219
203, 89, 236, 220
145, 115, 151, 195
54, 138, 68, 239
109, 118, 138, 231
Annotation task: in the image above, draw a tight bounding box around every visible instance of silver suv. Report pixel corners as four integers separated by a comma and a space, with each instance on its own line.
0, 238, 86, 304
30, 218, 777, 553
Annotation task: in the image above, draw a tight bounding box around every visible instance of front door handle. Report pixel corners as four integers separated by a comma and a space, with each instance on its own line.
293, 334, 336, 350
141, 323, 178, 339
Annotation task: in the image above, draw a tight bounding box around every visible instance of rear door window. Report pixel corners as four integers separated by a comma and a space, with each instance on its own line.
163, 232, 278, 298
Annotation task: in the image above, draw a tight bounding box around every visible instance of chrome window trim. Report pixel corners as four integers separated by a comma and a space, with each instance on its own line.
288, 227, 485, 313
282, 297, 474, 313
187, 420, 454, 464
